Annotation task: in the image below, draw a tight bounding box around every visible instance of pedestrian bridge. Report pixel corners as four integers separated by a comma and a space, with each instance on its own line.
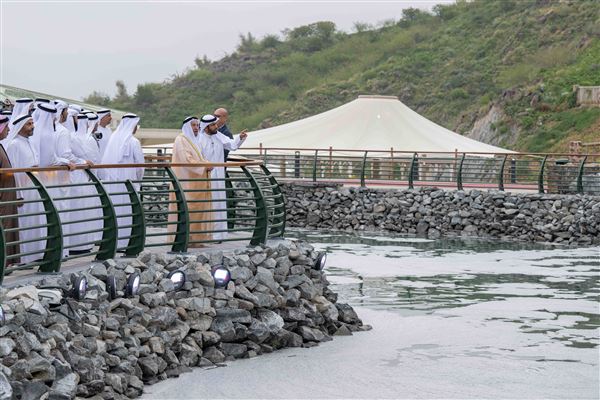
0, 157, 285, 284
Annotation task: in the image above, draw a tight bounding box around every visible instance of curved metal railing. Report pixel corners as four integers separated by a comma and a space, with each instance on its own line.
0, 158, 286, 283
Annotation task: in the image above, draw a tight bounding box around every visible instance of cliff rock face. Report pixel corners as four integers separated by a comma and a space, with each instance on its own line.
467, 104, 518, 149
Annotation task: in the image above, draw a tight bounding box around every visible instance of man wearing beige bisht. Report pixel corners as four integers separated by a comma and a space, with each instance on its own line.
168, 116, 214, 246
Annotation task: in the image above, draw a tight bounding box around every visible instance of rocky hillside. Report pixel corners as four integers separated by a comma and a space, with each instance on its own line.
86, 0, 600, 153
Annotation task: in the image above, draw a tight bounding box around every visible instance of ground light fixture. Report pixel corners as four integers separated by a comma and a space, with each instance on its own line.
125, 272, 141, 297
70, 275, 88, 300
211, 266, 231, 288
106, 275, 117, 300
314, 252, 327, 271
167, 270, 186, 290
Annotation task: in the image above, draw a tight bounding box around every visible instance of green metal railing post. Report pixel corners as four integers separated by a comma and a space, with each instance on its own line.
538, 155, 548, 194
26, 172, 62, 273
242, 166, 268, 245
0, 223, 5, 283
225, 171, 236, 230
124, 179, 146, 256
260, 165, 286, 237
85, 170, 117, 260
312, 150, 318, 182
408, 152, 417, 189
498, 155, 507, 191
164, 167, 189, 253
457, 153, 466, 191
360, 151, 368, 187
576, 156, 587, 194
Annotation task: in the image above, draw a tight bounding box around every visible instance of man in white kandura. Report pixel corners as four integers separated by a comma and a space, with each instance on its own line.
197, 114, 248, 241
65, 113, 103, 255
54, 100, 91, 254
95, 109, 113, 158
33, 102, 76, 258
6, 115, 46, 264
101, 113, 145, 250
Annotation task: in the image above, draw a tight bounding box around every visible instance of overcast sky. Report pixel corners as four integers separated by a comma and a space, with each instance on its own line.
1, 0, 452, 100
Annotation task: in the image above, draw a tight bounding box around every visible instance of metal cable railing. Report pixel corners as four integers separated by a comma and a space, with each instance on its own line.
0, 159, 286, 283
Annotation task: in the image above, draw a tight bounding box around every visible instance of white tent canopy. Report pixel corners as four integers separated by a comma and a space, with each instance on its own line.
240, 95, 513, 156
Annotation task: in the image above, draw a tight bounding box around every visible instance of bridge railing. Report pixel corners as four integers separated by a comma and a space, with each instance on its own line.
200, 148, 600, 195
0, 159, 285, 283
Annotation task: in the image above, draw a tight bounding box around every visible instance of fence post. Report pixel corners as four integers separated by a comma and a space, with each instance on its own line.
164, 167, 189, 253
538, 155, 548, 194
294, 151, 300, 178
408, 152, 417, 189
0, 223, 5, 283
456, 153, 466, 190
263, 149, 268, 165
225, 171, 236, 230
576, 155, 587, 194
85, 170, 117, 261
260, 165, 286, 237
124, 179, 146, 256
498, 155, 507, 191
312, 150, 318, 182
360, 151, 368, 187
26, 172, 62, 273
242, 166, 268, 245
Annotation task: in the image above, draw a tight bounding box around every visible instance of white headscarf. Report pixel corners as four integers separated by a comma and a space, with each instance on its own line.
9, 98, 33, 125
181, 116, 200, 149
31, 98, 50, 125
199, 114, 218, 135
32, 103, 58, 165
75, 113, 88, 137
101, 113, 140, 164
53, 100, 69, 123
9, 114, 33, 143
97, 109, 110, 119
62, 105, 80, 132
87, 113, 99, 134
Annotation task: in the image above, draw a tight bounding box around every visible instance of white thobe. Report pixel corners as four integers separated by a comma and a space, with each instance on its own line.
96, 125, 112, 158
69, 131, 102, 251
38, 126, 72, 257
102, 137, 144, 249
55, 124, 87, 252
6, 135, 46, 264
198, 132, 245, 240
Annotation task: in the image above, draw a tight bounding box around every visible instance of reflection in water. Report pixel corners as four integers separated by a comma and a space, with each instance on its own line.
288, 228, 600, 354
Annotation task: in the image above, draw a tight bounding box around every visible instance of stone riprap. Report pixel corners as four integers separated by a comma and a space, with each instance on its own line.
0, 240, 366, 400
281, 183, 600, 245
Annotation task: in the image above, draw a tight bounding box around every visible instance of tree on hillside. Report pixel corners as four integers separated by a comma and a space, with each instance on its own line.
284, 21, 338, 52
114, 80, 130, 103
83, 91, 110, 106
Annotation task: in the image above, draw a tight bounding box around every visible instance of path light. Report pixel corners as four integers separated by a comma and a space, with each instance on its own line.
167, 270, 186, 290
313, 253, 327, 271
211, 266, 231, 288
106, 275, 117, 300
71, 275, 88, 300
125, 272, 141, 297
0, 305, 5, 327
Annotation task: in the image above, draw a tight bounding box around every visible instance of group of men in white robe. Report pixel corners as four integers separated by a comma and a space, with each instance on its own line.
1, 97, 145, 264
2, 97, 247, 264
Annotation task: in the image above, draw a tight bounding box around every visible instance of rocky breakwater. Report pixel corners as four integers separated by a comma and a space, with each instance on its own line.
282, 183, 600, 245
0, 240, 367, 400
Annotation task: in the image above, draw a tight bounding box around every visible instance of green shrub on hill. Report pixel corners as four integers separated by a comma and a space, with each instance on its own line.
87, 0, 600, 152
